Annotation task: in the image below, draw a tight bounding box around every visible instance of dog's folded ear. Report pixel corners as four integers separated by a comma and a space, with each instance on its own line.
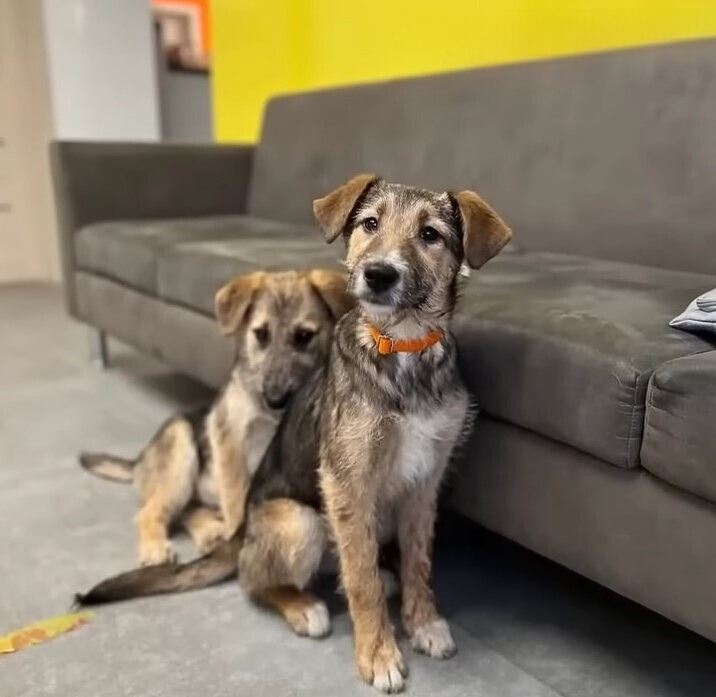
307, 270, 354, 320
452, 191, 512, 269
313, 174, 379, 243
214, 272, 266, 335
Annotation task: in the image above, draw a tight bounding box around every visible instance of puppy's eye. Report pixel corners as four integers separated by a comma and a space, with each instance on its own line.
253, 325, 269, 346
293, 327, 316, 349
363, 217, 379, 233
420, 226, 440, 244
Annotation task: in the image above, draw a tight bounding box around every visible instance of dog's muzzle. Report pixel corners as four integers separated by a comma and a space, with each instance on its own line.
363, 263, 399, 293
263, 381, 291, 410
358, 262, 401, 304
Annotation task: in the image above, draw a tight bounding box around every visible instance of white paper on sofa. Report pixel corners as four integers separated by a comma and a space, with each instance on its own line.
670, 288, 716, 335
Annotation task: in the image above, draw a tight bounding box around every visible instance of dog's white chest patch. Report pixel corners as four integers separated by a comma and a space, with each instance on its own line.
223, 386, 279, 475
395, 409, 454, 486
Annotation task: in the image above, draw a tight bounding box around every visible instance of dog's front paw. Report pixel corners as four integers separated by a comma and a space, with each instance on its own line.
195, 520, 225, 553
410, 617, 456, 659
139, 540, 176, 567
286, 599, 332, 639
357, 635, 407, 693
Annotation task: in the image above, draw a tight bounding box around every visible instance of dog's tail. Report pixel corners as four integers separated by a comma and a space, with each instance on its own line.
75, 538, 240, 606
79, 451, 136, 483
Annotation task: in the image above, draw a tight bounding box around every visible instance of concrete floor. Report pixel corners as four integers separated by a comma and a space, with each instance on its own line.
2, 283, 715, 697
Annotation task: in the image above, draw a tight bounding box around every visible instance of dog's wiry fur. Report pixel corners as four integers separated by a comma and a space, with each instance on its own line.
75, 178, 511, 693
79, 269, 350, 568
234, 177, 511, 692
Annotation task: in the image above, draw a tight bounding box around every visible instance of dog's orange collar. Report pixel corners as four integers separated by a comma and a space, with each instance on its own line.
367, 325, 443, 356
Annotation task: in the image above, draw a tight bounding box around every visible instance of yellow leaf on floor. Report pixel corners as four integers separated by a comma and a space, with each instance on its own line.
0, 611, 93, 654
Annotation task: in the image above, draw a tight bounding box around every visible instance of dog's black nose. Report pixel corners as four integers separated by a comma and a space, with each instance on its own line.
363, 263, 399, 293
264, 388, 291, 410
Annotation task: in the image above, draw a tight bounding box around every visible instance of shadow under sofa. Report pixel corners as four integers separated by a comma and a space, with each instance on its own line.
51, 38, 716, 644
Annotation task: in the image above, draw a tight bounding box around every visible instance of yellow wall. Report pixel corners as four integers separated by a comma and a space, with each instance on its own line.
212, 1, 716, 143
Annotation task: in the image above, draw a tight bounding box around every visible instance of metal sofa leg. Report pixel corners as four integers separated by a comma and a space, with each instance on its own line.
89, 328, 109, 368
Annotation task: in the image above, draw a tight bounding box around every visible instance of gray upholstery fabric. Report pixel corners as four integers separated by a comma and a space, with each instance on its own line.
157, 228, 341, 315
74, 272, 233, 388
455, 252, 716, 468
51, 40, 716, 645
641, 351, 716, 504
249, 39, 716, 275
75, 216, 254, 295
449, 417, 716, 643
51, 141, 254, 314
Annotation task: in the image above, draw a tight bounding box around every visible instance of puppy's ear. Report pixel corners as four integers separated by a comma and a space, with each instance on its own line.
313, 174, 378, 243
214, 272, 266, 335
452, 191, 512, 269
307, 270, 353, 320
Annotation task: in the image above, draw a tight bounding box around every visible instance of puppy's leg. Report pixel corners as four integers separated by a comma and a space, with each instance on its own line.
216, 449, 249, 540
136, 501, 175, 567
134, 419, 198, 566
397, 470, 455, 659
322, 472, 406, 693
239, 498, 330, 638
181, 504, 225, 553
207, 410, 249, 540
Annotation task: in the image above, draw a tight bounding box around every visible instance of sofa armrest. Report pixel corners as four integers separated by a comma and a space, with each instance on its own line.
50, 140, 254, 315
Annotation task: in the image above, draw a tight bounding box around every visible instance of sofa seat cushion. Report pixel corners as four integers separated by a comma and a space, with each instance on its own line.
641, 351, 716, 504
74, 215, 318, 296
455, 252, 716, 468
156, 228, 342, 315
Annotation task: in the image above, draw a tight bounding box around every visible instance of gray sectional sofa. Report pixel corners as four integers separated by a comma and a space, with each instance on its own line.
52, 39, 716, 641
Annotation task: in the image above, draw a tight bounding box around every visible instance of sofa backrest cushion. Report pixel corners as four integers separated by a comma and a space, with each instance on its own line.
247, 39, 716, 275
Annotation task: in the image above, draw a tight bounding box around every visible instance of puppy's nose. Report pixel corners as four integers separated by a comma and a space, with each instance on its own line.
363, 263, 399, 293
263, 385, 291, 410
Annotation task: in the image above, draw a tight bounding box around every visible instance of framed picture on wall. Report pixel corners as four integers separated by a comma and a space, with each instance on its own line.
151, 0, 210, 72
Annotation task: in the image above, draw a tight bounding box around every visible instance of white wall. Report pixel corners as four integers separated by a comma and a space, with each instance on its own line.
0, 0, 59, 282
42, 0, 160, 141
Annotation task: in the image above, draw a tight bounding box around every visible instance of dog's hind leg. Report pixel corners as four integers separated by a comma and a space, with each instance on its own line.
181, 505, 225, 553
239, 498, 330, 638
134, 418, 199, 566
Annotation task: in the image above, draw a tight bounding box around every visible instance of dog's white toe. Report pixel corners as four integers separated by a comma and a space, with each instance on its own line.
302, 600, 331, 638
410, 618, 456, 659
372, 661, 406, 693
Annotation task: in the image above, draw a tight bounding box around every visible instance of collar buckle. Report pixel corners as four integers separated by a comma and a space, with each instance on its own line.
376, 334, 394, 355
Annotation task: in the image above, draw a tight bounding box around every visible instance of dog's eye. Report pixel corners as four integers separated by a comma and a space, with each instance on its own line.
253, 325, 269, 346
293, 327, 316, 348
420, 226, 440, 244
363, 217, 379, 233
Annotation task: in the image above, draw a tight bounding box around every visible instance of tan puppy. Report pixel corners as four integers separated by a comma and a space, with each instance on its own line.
80, 269, 350, 567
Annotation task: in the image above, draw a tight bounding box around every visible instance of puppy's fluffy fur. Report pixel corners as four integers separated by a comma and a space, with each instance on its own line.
80, 269, 350, 567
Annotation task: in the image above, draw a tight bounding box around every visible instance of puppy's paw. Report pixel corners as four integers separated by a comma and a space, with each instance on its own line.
357, 635, 407, 693
410, 617, 456, 659
286, 599, 332, 639
139, 541, 176, 567
195, 520, 225, 553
